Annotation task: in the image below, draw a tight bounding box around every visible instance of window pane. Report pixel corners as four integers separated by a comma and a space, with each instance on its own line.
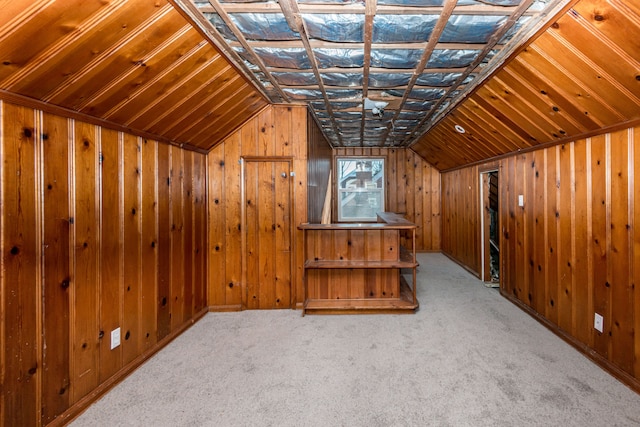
337, 157, 384, 221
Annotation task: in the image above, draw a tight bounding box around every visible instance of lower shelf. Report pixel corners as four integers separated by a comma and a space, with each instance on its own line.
303, 276, 418, 315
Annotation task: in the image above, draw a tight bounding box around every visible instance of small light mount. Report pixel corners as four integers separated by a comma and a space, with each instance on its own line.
364, 98, 388, 119
454, 124, 466, 134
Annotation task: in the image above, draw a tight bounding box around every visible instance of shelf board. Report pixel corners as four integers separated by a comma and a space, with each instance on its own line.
303, 298, 418, 315
303, 276, 418, 315
304, 259, 418, 269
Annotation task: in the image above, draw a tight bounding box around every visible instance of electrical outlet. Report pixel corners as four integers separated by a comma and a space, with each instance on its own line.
594, 313, 604, 333
518, 195, 524, 207
111, 327, 121, 350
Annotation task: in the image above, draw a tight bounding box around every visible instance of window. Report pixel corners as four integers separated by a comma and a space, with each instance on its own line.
337, 157, 385, 222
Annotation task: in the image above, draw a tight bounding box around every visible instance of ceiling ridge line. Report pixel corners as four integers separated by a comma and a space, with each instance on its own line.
42, 4, 176, 104
377, 0, 458, 147
0, 0, 129, 90
359, 0, 377, 146
277, 0, 345, 146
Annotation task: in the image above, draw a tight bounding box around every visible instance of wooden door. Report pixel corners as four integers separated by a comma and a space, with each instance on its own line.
242, 158, 293, 309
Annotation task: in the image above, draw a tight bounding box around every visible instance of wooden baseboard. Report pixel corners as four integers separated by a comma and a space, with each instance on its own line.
48, 308, 209, 427
208, 304, 242, 312
500, 290, 640, 395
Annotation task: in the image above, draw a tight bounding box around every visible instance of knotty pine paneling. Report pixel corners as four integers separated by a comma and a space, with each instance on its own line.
413, 0, 640, 170
441, 125, 640, 391
207, 105, 308, 309
441, 166, 481, 275
332, 148, 441, 252
0, 100, 207, 426
0, 1, 268, 152
307, 114, 332, 224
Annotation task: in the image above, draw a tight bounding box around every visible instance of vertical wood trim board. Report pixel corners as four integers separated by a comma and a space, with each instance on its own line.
207, 105, 308, 308
441, 125, 640, 391
0, 100, 208, 425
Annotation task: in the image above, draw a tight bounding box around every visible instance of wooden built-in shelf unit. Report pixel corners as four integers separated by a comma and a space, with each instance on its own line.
299, 212, 418, 315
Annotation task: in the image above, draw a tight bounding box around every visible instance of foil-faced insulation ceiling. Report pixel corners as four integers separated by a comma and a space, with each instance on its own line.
181, 0, 571, 147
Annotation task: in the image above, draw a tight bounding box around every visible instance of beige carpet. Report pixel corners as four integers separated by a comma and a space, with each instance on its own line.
71, 253, 640, 426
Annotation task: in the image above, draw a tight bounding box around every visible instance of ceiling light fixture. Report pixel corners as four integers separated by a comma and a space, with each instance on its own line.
454, 124, 466, 134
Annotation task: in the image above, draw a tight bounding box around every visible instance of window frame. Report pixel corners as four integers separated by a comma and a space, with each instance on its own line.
335, 156, 386, 222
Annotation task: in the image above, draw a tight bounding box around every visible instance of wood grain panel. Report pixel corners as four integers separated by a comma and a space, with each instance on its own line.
122, 133, 141, 365
609, 131, 633, 373
224, 134, 243, 307
170, 146, 185, 329
140, 139, 158, 351
0, 2, 268, 153
413, 0, 640, 171
71, 121, 100, 403
207, 143, 227, 307
443, 125, 640, 391
441, 166, 480, 274
156, 143, 171, 340
1, 102, 40, 426
183, 151, 194, 320
307, 114, 332, 224
193, 153, 207, 313
0, 100, 208, 425
41, 112, 71, 423
207, 105, 308, 309
98, 128, 122, 383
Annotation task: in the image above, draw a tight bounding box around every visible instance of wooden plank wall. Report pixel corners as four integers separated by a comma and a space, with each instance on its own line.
332, 148, 441, 252
441, 166, 481, 275
306, 114, 333, 224
0, 100, 207, 426
207, 105, 308, 309
304, 229, 401, 300
441, 125, 640, 391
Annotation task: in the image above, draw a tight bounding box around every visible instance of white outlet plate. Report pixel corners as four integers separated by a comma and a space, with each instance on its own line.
594, 313, 604, 333
111, 327, 121, 350
518, 195, 524, 207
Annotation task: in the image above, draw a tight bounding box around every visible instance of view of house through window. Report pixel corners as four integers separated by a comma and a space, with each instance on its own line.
337, 157, 385, 222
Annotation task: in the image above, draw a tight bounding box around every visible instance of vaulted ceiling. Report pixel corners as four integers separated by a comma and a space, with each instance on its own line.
1, 0, 638, 169
176, 0, 573, 149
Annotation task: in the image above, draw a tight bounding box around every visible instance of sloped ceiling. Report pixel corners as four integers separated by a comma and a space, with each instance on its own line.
176, 0, 573, 149
0, 0, 268, 152
412, 0, 640, 170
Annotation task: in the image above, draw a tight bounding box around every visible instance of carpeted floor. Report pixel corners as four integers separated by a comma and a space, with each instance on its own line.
71, 253, 640, 426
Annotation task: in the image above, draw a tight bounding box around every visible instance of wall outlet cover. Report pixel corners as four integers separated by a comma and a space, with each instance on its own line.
111, 327, 121, 350
594, 313, 604, 333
